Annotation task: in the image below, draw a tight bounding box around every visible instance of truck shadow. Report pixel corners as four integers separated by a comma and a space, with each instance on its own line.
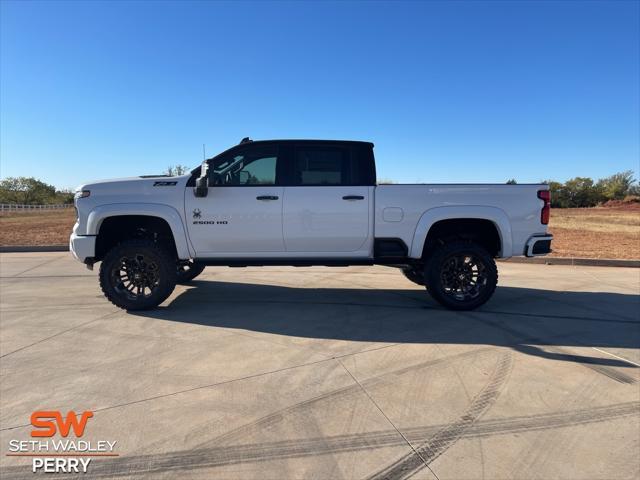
133, 279, 640, 372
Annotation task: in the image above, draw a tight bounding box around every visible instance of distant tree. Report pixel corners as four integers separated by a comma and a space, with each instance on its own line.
597, 170, 636, 201
506, 179, 517, 185
55, 188, 75, 204
563, 177, 603, 208
164, 165, 190, 176
377, 178, 397, 184
0, 177, 58, 204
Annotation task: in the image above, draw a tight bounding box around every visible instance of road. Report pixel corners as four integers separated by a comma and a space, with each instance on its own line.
1, 252, 639, 479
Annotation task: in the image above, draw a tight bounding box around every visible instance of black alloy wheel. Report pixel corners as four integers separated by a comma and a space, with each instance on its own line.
425, 241, 498, 310
99, 239, 177, 310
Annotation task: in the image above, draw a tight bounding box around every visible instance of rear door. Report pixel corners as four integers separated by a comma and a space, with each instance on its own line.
282, 144, 372, 255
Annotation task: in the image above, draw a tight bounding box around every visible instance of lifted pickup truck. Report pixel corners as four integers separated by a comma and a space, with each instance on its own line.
70, 138, 552, 311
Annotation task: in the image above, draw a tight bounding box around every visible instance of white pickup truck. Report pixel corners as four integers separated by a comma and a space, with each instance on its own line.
70, 138, 552, 311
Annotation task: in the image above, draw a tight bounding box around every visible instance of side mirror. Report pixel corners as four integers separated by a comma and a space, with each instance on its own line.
194, 162, 209, 198
194, 176, 208, 197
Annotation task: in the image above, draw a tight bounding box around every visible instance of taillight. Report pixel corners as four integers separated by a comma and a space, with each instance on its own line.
538, 190, 550, 225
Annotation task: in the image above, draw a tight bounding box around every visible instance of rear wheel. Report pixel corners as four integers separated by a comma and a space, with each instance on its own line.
425, 241, 497, 310
177, 260, 206, 284
99, 239, 177, 311
401, 267, 425, 286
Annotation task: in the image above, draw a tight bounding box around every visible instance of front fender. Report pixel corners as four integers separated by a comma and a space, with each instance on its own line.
86, 203, 193, 259
409, 206, 513, 259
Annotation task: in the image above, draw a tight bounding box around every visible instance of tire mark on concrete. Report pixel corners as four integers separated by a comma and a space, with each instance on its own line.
197, 347, 495, 449
477, 315, 638, 384
3, 400, 635, 479
506, 375, 599, 479
515, 344, 637, 384
366, 350, 513, 480
475, 307, 639, 325
196, 332, 565, 451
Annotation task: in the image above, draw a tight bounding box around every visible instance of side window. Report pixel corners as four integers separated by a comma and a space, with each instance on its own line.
294, 147, 351, 186
210, 146, 278, 186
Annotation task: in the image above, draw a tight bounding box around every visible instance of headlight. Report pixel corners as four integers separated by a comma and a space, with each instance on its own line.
74, 190, 90, 200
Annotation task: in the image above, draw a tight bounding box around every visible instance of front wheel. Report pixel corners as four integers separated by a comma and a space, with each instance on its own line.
425, 241, 498, 310
99, 239, 177, 311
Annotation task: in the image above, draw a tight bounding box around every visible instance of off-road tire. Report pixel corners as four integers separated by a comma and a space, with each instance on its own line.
401, 267, 425, 286
177, 260, 206, 284
99, 239, 177, 311
425, 241, 498, 310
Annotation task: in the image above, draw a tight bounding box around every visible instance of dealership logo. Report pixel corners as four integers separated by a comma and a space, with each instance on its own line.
6, 410, 117, 474
31, 411, 93, 438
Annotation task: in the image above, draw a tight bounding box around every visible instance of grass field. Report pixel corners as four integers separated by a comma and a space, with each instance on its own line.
0, 209, 75, 247
1, 207, 638, 259
547, 207, 639, 259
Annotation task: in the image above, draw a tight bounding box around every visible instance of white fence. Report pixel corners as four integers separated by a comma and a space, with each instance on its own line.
0, 203, 74, 213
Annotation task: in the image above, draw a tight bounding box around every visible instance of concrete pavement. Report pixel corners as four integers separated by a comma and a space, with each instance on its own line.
0, 252, 638, 479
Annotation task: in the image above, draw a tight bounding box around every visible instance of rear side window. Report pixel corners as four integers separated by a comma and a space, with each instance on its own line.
294, 147, 352, 186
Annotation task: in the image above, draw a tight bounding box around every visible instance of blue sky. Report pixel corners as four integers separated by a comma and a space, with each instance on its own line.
1, 0, 638, 189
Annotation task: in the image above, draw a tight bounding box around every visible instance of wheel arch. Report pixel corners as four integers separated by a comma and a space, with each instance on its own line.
409, 206, 513, 259
88, 204, 193, 260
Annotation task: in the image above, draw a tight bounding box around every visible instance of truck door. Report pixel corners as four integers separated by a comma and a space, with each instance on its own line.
185, 144, 285, 256
282, 144, 372, 255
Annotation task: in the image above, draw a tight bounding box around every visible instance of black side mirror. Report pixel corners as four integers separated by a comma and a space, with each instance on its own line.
194, 162, 209, 197
194, 176, 208, 197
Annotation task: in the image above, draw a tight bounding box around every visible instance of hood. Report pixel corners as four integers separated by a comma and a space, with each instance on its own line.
76, 174, 191, 197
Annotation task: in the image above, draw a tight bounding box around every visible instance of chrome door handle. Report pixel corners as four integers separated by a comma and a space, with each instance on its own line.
256, 195, 279, 201
342, 195, 365, 200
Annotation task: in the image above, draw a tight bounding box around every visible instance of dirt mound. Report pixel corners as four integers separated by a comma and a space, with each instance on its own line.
601, 197, 640, 210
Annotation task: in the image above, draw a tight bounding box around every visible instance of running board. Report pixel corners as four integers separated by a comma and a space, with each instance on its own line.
193, 258, 375, 267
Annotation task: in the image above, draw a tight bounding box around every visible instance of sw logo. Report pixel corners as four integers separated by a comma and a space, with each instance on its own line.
30, 410, 93, 437
192, 208, 202, 219
8, 410, 117, 474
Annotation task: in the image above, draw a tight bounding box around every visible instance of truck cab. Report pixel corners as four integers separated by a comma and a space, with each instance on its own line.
184, 139, 376, 260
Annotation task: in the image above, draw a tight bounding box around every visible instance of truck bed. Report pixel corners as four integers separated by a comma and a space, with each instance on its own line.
374, 184, 548, 258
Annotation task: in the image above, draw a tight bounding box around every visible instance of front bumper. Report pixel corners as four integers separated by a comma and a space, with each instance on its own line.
525, 234, 553, 257
69, 233, 96, 263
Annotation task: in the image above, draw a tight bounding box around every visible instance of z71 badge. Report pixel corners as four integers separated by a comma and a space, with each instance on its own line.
153, 181, 178, 186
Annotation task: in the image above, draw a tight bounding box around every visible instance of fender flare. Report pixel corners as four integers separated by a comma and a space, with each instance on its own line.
409, 206, 513, 259
86, 203, 193, 259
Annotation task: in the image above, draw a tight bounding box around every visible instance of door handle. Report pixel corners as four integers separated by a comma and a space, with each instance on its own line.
256, 195, 279, 201
342, 195, 365, 200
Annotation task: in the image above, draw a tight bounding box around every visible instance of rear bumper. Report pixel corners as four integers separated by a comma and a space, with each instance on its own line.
525, 234, 553, 257
69, 233, 96, 262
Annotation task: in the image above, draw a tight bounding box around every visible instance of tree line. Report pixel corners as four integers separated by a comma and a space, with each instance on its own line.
0, 177, 74, 205
1, 170, 638, 207
508, 170, 639, 208
0, 165, 191, 205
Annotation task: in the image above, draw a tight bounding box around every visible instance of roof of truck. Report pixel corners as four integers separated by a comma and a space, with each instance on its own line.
237, 138, 374, 147
201, 138, 373, 163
